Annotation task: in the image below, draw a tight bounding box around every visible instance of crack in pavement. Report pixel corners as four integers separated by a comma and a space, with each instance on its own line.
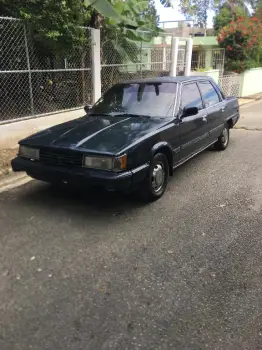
234, 126, 262, 131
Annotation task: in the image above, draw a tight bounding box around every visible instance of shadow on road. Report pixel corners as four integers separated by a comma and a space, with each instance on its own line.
14, 181, 147, 221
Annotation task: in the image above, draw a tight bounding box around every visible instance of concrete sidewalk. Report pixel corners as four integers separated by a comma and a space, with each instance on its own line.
0, 109, 83, 150
237, 99, 262, 130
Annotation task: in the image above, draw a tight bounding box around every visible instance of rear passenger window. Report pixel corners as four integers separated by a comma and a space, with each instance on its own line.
181, 83, 203, 111
198, 82, 220, 107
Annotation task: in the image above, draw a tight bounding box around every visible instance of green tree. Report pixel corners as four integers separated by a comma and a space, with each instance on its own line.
180, 0, 212, 30
0, 0, 88, 54
217, 14, 262, 72
180, 0, 254, 31
214, 0, 253, 20
0, 0, 162, 55
84, 0, 166, 32
213, 5, 247, 33
253, 0, 262, 10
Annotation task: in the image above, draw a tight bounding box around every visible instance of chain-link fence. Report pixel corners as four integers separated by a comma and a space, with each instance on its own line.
1, 17, 229, 124
219, 74, 241, 97
0, 17, 92, 123
100, 31, 186, 94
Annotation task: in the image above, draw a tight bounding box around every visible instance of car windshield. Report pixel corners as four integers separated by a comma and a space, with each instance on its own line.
90, 82, 177, 118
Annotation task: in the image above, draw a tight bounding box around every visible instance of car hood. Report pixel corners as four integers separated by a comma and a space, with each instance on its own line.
22, 115, 168, 154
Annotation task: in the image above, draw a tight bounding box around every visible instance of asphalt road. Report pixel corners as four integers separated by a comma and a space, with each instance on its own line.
1, 105, 262, 349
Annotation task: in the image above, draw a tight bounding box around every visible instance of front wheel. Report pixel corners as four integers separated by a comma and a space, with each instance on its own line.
214, 125, 230, 151
139, 153, 169, 202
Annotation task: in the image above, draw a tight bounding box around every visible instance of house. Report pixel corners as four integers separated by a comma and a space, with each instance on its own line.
119, 34, 224, 82
151, 35, 222, 73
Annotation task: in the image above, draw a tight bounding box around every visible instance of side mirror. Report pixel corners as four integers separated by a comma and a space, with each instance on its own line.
84, 104, 92, 114
182, 106, 198, 118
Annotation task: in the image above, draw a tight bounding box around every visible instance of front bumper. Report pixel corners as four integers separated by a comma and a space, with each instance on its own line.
11, 157, 149, 192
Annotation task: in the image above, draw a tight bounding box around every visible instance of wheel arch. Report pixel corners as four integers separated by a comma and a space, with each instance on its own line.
151, 142, 174, 176
227, 118, 233, 129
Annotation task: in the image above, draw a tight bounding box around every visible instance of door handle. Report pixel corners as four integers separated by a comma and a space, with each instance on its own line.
220, 107, 225, 113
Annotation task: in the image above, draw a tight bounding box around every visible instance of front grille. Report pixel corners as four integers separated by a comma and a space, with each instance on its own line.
40, 149, 83, 168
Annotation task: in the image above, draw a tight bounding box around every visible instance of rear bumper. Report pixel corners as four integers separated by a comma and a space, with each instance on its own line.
232, 113, 240, 126
11, 157, 149, 192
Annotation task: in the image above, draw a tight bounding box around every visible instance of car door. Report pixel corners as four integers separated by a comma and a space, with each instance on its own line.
197, 81, 225, 141
179, 82, 209, 160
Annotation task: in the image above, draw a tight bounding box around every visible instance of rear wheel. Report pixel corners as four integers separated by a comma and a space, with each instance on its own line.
139, 153, 169, 202
214, 125, 229, 150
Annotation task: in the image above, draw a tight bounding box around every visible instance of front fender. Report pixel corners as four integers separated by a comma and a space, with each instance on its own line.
151, 141, 173, 156
150, 141, 174, 175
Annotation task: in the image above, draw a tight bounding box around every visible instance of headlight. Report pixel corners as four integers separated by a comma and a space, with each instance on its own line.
19, 146, 39, 160
83, 154, 127, 172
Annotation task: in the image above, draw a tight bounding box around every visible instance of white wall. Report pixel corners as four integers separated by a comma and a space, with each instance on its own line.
240, 68, 262, 97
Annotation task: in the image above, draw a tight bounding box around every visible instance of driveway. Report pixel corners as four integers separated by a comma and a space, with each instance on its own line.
1, 102, 262, 350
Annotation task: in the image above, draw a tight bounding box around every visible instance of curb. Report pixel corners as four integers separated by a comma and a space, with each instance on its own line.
241, 95, 262, 101
239, 96, 262, 108
239, 99, 256, 107
0, 172, 32, 194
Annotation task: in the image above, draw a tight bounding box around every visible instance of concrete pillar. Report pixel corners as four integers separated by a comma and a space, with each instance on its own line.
184, 38, 193, 76
162, 46, 166, 71
170, 37, 179, 77
147, 48, 151, 70
91, 28, 101, 104
205, 49, 212, 69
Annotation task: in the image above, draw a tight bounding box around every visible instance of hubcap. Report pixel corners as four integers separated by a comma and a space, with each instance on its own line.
221, 127, 228, 146
151, 163, 165, 193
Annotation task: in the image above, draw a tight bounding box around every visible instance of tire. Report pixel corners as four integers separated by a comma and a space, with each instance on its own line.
139, 153, 169, 202
214, 124, 230, 151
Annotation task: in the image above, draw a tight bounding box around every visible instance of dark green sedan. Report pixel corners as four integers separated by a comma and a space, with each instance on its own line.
11, 76, 239, 201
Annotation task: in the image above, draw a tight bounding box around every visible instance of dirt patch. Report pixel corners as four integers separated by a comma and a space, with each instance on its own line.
0, 148, 18, 176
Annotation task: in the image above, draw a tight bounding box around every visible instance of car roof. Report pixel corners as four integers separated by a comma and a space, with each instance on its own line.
122, 76, 214, 84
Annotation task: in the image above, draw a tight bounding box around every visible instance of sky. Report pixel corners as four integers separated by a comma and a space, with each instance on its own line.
154, 0, 215, 28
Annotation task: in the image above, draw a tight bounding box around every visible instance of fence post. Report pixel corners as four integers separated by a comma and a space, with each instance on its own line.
221, 49, 225, 77
23, 24, 34, 115
205, 49, 212, 69
184, 38, 193, 76
91, 28, 101, 104
162, 46, 166, 71
170, 37, 179, 77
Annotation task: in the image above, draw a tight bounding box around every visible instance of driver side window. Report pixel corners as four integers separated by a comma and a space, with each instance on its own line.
181, 83, 203, 111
